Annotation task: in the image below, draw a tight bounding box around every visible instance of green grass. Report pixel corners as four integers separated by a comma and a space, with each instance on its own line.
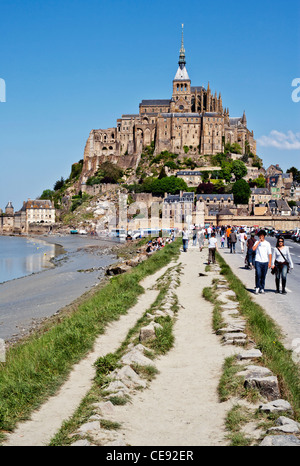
48, 262, 181, 445
0, 238, 181, 435
202, 284, 225, 334
218, 356, 246, 402
216, 251, 300, 420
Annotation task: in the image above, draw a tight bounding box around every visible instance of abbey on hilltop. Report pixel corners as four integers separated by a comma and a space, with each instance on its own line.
81, 26, 256, 179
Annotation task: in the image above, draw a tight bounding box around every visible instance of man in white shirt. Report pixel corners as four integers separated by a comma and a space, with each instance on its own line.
208, 232, 218, 264
252, 230, 272, 294
207, 225, 212, 239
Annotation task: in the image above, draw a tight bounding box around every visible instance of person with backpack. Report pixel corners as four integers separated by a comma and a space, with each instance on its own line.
271, 236, 293, 294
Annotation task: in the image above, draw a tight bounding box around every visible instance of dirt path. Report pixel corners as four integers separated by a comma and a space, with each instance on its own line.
108, 247, 237, 446
3, 262, 175, 447
4, 246, 238, 446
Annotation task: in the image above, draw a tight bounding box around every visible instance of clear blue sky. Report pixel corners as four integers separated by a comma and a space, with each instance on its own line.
1, 0, 300, 210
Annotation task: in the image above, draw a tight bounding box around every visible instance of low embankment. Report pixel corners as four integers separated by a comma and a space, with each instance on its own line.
0, 239, 181, 438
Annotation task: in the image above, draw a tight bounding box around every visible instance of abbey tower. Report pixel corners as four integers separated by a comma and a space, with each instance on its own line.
81, 26, 256, 181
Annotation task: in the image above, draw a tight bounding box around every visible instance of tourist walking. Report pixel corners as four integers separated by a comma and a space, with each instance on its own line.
221, 234, 225, 248
207, 225, 212, 239
182, 228, 189, 252
208, 232, 218, 264
198, 227, 205, 252
239, 229, 247, 253
229, 229, 237, 253
252, 230, 272, 294
192, 229, 198, 246
271, 236, 293, 294
226, 225, 231, 248
246, 232, 256, 269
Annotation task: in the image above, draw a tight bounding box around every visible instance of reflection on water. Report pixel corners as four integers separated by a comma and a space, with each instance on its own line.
0, 236, 58, 284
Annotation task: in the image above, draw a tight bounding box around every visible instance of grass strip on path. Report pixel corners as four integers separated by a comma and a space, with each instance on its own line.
216, 251, 300, 421
49, 264, 181, 446
0, 239, 181, 436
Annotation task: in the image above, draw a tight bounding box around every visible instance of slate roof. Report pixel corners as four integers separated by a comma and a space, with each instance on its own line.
251, 188, 270, 195
218, 208, 234, 216
161, 113, 201, 118
191, 86, 206, 92
229, 117, 243, 126
164, 192, 195, 203
203, 112, 220, 117
196, 194, 233, 201
139, 100, 171, 106
22, 200, 53, 210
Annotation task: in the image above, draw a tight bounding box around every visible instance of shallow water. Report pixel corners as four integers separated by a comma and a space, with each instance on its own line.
0, 236, 58, 284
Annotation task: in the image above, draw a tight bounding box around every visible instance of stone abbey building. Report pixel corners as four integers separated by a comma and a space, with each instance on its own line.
82, 28, 256, 179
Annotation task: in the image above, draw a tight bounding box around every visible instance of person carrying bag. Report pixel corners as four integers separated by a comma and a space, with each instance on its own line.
271, 236, 293, 294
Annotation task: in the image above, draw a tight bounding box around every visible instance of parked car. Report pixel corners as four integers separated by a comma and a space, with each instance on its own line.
70, 229, 78, 234
263, 227, 275, 236
291, 228, 300, 241
109, 228, 127, 240
275, 230, 293, 239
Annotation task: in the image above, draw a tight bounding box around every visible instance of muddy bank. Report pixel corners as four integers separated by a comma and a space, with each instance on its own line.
0, 234, 121, 344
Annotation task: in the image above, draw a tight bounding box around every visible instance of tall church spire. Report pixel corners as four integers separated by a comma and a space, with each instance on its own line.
174, 24, 190, 81
178, 23, 186, 69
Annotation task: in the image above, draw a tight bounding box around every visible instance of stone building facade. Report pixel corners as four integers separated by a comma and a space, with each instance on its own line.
81, 27, 256, 182
0, 200, 55, 234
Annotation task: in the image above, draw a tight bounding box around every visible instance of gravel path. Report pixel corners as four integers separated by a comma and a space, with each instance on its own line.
3, 246, 237, 446
3, 262, 174, 446
109, 246, 237, 446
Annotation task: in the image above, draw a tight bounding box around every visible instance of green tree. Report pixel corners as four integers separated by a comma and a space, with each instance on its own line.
231, 160, 247, 180
219, 161, 232, 182
213, 180, 225, 194
150, 176, 188, 195
54, 177, 65, 191
224, 142, 242, 154
232, 179, 251, 205
201, 171, 210, 182
249, 174, 266, 188
287, 166, 300, 183
86, 162, 123, 185
69, 160, 83, 180
40, 189, 54, 201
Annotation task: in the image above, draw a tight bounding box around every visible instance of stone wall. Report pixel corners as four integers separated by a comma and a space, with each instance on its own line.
207, 215, 300, 230
81, 183, 121, 196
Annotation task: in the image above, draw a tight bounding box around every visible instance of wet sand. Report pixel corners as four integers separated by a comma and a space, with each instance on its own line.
0, 234, 120, 343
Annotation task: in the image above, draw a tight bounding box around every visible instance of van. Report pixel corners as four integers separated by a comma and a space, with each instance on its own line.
109, 228, 127, 239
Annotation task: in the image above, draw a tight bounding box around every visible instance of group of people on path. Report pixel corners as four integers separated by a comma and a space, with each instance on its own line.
181, 224, 294, 295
